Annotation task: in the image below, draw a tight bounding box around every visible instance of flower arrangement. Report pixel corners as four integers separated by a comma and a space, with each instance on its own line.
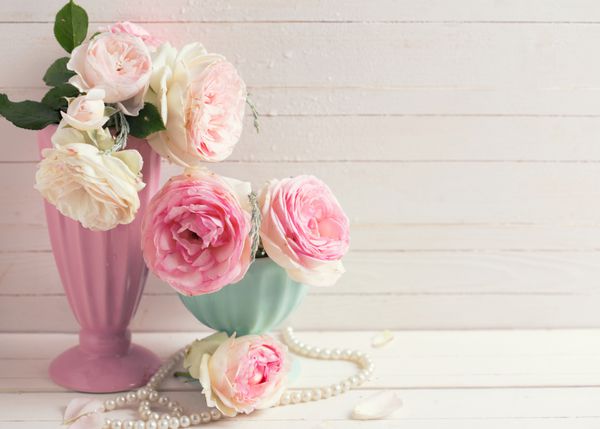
1, 0, 354, 414
0, 0, 250, 231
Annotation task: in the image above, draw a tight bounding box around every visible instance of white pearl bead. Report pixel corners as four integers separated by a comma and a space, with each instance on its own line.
111, 420, 123, 429
124, 421, 134, 429
332, 384, 342, 395
168, 417, 180, 429
322, 387, 332, 398
291, 391, 302, 403
148, 391, 159, 402
105, 399, 116, 411
135, 421, 146, 429
127, 392, 137, 403
179, 416, 190, 428
190, 414, 200, 425
158, 396, 169, 406
311, 388, 322, 400
320, 349, 332, 359
104, 419, 113, 429
167, 401, 177, 409
150, 412, 161, 421
349, 375, 359, 386
280, 392, 291, 405
137, 388, 149, 399
146, 421, 158, 429
160, 414, 170, 421
158, 419, 169, 429
301, 390, 312, 402
209, 409, 221, 420
331, 348, 341, 358
200, 412, 211, 423
116, 396, 126, 406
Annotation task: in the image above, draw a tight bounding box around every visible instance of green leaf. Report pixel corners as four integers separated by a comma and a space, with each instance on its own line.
43, 57, 76, 87
54, 0, 88, 53
127, 103, 166, 138
0, 93, 60, 130
41, 84, 80, 110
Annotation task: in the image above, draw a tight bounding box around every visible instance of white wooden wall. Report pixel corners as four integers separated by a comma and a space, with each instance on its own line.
2, 0, 600, 332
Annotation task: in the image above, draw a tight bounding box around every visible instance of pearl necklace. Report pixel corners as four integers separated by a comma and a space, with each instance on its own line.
100, 327, 374, 429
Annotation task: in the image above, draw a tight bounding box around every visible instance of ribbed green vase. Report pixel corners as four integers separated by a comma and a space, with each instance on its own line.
178, 258, 308, 336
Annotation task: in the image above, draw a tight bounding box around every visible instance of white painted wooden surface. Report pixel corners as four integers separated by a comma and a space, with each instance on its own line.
2, 330, 600, 428
2, 1, 600, 330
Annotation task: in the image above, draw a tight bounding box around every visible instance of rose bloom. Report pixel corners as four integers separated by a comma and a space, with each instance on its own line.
184, 332, 291, 417
147, 43, 246, 166
68, 32, 152, 116
60, 88, 108, 131
141, 168, 252, 295
35, 125, 145, 231
104, 21, 162, 50
259, 175, 350, 287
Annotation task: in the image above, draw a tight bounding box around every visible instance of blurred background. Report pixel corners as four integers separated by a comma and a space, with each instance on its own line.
2, 0, 600, 332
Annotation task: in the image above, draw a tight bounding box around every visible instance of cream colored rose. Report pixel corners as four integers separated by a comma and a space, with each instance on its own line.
146, 43, 246, 166
35, 126, 145, 231
60, 89, 108, 131
68, 32, 152, 116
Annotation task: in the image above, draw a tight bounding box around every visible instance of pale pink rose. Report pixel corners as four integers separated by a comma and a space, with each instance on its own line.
104, 21, 162, 50
60, 89, 108, 131
195, 334, 291, 417
148, 43, 246, 166
259, 175, 350, 287
68, 32, 152, 116
141, 168, 253, 295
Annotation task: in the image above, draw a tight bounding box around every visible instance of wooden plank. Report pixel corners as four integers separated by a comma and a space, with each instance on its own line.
4, 250, 600, 296
8, 115, 600, 163
3, 330, 600, 391
3, 223, 600, 252
3, 293, 600, 331
3, 23, 600, 89
6, 86, 600, 117
4, 0, 600, 23
3, 162, 600, 226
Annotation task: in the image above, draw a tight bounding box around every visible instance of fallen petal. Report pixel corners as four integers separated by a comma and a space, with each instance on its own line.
63, 398, 104, 424
352, 391, 402, 420
371, 330, 395, 348
69, 412, 104, 429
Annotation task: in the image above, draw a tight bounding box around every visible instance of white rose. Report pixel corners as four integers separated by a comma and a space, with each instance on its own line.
146, 43, 246, 166
35, 126, 145, 231
60, 89, 109, 131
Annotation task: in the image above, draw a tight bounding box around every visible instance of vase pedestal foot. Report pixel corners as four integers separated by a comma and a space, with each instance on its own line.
49, 344, 162, 393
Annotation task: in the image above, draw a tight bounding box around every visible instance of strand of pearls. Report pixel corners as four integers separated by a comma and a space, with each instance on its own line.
99, 327, 374, 429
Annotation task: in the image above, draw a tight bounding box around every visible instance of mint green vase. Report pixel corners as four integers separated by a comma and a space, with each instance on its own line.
178, 258, 308, 336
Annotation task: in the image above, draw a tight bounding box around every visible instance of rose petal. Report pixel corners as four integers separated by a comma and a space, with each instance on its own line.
371, 330, 395, 348
69, 412, 104, 429
63, 398, 104, 424
351, 391, 402, 420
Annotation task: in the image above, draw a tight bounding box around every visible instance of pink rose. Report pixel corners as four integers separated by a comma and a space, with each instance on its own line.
67, 32, 152, 116
104, 21, 162, 50
184, 333, 291, 416
141, 169, 253, 295
147, 43, 246, 166
259, 175, 350, 287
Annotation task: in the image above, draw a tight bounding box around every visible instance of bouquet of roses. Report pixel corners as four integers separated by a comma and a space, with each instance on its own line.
0, 0, 248, 231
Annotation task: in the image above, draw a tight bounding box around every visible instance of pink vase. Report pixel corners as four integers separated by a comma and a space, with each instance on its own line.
38, 125, 162, 393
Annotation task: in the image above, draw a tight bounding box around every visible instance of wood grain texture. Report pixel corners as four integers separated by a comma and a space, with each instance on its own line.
3, 23, 600, 89
2, 162, 600, 226
2, 1, 600, 330
3, 293, 600, 331
4, 0, 600, 22
2, 330, 600, 428
7, 115, 600, 162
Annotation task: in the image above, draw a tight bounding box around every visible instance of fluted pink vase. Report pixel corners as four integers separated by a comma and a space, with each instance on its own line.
38, 125, 162, 393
